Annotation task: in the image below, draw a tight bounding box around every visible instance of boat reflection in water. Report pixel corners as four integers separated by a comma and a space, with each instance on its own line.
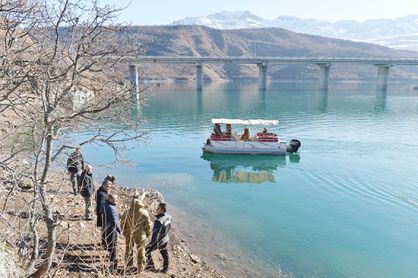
201, 154, 297, 184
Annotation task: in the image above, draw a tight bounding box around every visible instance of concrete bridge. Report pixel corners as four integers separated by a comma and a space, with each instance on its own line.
128, 56, 418, 91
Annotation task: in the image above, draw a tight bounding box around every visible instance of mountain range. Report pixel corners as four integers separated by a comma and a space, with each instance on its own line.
170, 11, 418, 51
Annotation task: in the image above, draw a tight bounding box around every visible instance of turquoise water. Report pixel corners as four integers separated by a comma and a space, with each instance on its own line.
81, 81, 418, 277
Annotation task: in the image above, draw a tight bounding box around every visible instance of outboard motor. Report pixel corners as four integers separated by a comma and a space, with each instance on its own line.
287, 139, 301, 153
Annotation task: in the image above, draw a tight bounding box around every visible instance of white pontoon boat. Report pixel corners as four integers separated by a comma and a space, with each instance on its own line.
202, 118, 301, 155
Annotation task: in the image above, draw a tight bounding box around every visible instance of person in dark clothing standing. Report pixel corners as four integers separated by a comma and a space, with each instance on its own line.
66, 148, 84, 195
145, 203, 172, 273
96, 179, 112, 227
80, 164, 95, 220
102, 194, 121, 272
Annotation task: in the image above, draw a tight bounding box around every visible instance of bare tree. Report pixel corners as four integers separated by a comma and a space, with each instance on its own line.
0, 0, 147, 277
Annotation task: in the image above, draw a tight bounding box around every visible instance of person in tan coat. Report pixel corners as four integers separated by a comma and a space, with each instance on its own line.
241, 127, 251, 141
121, 196, 152, 272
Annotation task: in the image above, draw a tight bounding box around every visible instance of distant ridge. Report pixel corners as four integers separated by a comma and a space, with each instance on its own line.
170, 11, 418, 51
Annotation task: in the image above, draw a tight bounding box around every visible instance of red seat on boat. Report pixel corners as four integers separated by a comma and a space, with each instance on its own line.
256, 132, 279, 142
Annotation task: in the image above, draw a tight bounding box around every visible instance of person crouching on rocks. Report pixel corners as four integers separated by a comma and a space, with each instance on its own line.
145, 202, 171, 273
80, 164, 95, 221
121, 195, 152, 272
102, 193, 121, 272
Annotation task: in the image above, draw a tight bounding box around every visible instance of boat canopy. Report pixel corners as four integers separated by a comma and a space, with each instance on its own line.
212, 118, 279, 126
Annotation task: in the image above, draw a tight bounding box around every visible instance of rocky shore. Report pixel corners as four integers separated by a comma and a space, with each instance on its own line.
0, 173, 225, 278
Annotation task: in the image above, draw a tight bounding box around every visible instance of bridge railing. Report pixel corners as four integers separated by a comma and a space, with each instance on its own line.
133, 56, 418, 65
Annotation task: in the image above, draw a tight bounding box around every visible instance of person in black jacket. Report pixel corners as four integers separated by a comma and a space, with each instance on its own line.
102, 194, 121, 271
96, 179, 112, 227
66, 148, 84, 195
145, 203, 172, 273
80, 164, 95, 221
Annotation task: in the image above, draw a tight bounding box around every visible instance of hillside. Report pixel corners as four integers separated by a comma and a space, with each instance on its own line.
171, 11, 418, 51
125, 25, 418, 81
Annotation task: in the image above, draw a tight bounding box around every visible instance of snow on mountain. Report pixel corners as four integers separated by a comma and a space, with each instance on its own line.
171, 10, 264, 29
170, 11, 418, 51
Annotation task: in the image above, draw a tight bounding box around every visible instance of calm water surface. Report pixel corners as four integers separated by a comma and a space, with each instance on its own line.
80, 81, 418, 277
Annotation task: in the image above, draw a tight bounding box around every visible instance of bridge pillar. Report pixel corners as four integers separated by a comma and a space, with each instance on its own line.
129, 64, 139, 99
258, 63, 268, 91
376, 64, 391, 91
196, 62, 204, 91
318, 63, 330, 90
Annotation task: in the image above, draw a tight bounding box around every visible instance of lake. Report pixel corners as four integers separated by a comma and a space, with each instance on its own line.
80, 81, 418, 277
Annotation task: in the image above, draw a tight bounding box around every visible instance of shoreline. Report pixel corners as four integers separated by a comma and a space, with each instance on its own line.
114, 185, 229, 276
87, 170, 291, 277
169, 203, 272, 278
165, 200, 291, 278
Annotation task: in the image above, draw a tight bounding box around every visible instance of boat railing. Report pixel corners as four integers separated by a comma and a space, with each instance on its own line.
211, 134, 235, 141
211, 133, 280, 142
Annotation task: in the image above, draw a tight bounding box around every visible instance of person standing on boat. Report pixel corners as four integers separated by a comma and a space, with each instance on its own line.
145, 203, 171, 273
213, 123, 222, 136
66, 147, 84, 195
80, 164, 95, 221
102, 193, 121, 272
226, 124, 232, 137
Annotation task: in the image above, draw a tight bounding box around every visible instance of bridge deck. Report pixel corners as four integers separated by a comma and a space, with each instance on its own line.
134, 56, 418, 65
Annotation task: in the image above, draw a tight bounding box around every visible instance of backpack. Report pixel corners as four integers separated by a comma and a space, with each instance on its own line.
80, 173, 95, 197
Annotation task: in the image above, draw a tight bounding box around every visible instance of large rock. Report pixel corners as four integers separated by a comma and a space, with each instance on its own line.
18, 177, 33, 190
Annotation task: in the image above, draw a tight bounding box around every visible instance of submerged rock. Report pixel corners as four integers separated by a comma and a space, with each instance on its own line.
215, 253, 227, 261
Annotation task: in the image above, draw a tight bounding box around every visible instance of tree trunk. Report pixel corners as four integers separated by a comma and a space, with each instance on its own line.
29, 132, 57, 277
41, 133, 53, 184
28, 217, 56, 278
25, 189, 40, 272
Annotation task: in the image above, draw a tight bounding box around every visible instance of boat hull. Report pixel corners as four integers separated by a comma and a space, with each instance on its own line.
202, 140, 287, 155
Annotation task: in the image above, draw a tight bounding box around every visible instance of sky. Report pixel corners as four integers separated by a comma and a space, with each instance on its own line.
99, 0, 418, 25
